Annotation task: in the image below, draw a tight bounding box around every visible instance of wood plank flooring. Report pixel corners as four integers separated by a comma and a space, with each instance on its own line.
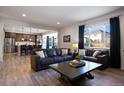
0, 53, 124, 86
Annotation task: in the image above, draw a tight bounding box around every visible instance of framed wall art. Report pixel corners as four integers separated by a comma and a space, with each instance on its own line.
63, 35, 71, 42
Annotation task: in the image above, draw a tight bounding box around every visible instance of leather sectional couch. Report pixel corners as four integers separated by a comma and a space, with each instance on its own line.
83, 48, 109, 70
31, 48, 74, 71
31, 48, 109, 71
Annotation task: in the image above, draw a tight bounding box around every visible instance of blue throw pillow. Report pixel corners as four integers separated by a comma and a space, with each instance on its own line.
46, 49, 57, 57
56, 49, 62, 56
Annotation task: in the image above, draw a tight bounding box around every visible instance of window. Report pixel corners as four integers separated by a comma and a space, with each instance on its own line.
84, 22, 110, 48
42, 32, 58, 49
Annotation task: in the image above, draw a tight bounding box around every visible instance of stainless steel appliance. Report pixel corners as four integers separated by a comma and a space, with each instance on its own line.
4, 38, 15, 53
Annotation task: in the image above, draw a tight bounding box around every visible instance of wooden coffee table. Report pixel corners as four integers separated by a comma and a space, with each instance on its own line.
49, 60, 102, 85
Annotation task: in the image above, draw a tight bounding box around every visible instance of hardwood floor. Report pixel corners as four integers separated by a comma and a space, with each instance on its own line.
0, 53, 124, 86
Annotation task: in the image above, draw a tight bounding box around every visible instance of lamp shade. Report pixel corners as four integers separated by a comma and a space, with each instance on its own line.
72, 43, 78, 49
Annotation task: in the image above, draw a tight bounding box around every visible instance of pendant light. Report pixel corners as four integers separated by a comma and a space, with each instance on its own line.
21, 25, 25, 41
29, 26, 32, 42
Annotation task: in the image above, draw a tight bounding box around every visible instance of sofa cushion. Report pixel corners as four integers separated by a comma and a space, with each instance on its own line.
46, 49, 57, 57
62, 55, 73, 61
53, 56, 65, 62
40, 58, 55, 65
100, 50, 109, 56
93, 49, 109, 56
85, 49, 94, 56
56, 49, 62, 56
84, 56, 97, 62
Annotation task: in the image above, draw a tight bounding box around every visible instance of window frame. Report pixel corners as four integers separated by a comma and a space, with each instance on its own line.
84, 21, 110, 49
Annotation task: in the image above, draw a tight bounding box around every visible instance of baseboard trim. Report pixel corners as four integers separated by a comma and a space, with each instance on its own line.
121, 66, 124, 70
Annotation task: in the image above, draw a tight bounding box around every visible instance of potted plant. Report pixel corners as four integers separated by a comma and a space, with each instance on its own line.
75, 55, 84, 62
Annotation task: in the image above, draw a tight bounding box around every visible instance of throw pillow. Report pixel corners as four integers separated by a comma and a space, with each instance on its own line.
62, 49, 68, 56
56, 49, 62, 56
92, 51, 100, 58
36, 51, 45, 58
79, 49, 85, 56
46, 49, 57, 57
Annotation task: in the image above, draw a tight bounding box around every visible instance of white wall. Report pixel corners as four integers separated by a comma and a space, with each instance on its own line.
59, 8, 124, 70
0, 23, 5, 62
120, 15, 124, 70
59, 25, 78, 48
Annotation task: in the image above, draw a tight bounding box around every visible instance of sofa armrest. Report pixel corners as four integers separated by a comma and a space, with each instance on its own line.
31, 55, 41, 71
97, 55, 107, 59
97, 55, 109, 69
84, 56, 97, 62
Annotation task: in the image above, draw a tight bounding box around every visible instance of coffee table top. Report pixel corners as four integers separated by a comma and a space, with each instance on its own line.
49, 60, 102, 80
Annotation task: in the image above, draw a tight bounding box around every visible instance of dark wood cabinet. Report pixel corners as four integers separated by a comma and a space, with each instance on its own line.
5, 32, 41, 42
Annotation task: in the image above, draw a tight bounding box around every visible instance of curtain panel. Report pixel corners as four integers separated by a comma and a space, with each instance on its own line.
78, 25, 85, 49
110, 17, 121, 68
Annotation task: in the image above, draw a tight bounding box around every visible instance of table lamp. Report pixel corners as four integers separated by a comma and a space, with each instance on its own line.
71, 43, 78, 53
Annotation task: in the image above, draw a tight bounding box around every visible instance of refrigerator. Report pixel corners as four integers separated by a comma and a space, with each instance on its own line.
4, 38, 15, 53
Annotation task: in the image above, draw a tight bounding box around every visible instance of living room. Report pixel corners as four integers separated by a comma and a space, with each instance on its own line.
0, 6, 124, 87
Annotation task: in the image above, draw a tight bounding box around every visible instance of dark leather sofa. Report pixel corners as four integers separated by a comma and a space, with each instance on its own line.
31, 48, 74, 71
83, 48, 109, 70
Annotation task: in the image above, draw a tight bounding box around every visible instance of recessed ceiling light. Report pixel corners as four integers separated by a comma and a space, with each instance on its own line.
22, 13, 26, 17
57, 22, 60, 24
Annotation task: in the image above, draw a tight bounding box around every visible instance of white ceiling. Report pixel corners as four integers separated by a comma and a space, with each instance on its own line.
4, 24, 55, 35
0, 6, 122, 29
